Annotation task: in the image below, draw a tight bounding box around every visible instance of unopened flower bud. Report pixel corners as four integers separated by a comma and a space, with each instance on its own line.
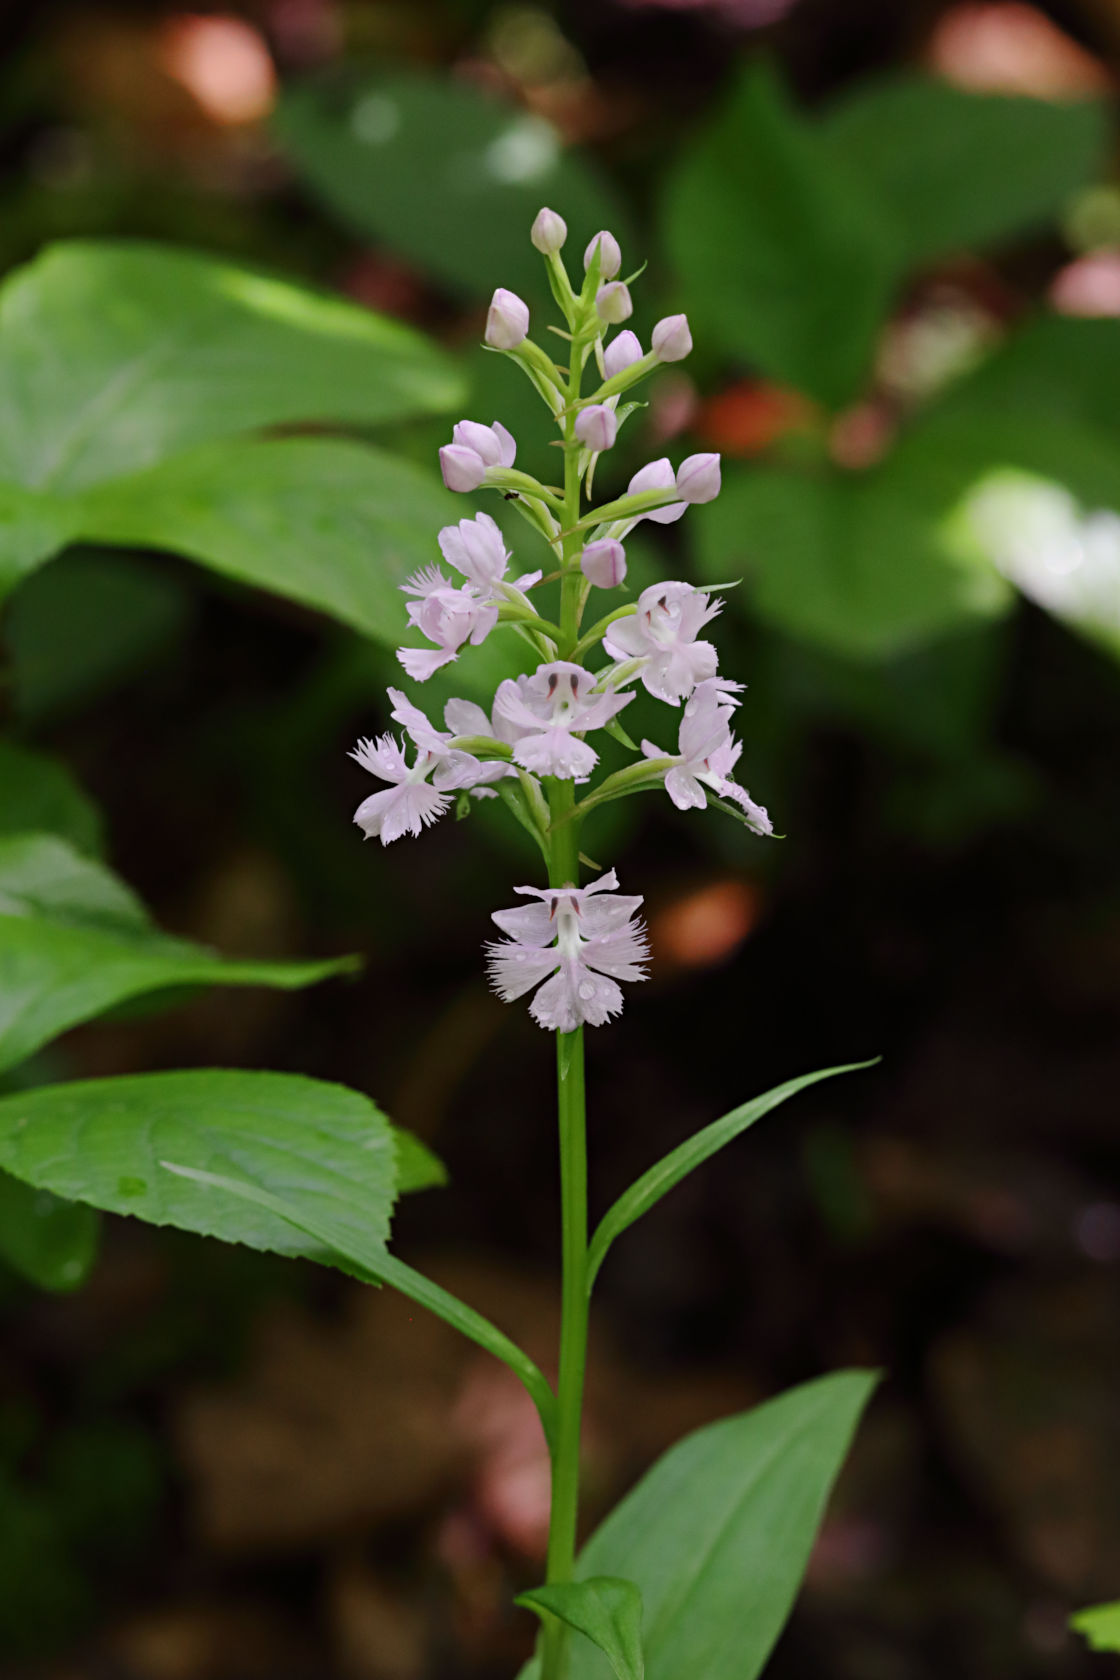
485, 288, 530, 350
676, 452, 721, 503
603, 330, 643, 380
531, 207, 567, 254
574, 404, 618, 453
584, 230, 621, 280
580, 538, 627, 588
596, 282, 632, 325
652, 313, 693, 362
440, 445, 487, 493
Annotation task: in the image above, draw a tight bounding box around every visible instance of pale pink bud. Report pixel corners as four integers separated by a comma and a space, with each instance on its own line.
574, 404, 618, 453
676, 452, 721, 503
603, 330, 643, 380
580, 538, 626, 588
485, 288, 530, 350
531, 207, 567, 254
584, 230, 621, 280
440, 445, 487, 493
652, 313, 693, 362
596, 282, 632, 325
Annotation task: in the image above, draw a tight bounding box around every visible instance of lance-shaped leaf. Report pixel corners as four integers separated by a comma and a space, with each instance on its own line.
0, 1069, 400, 1262
72, 437, 457, 645
521, 1372, 876, 1680
0, 834, 357, 1070
160, 1162, 556, 1447
517, 1578, 644, 1680
0, 742, 104, 856
0, 1169, 100, 1293
0, 240, 464, 496
587, 1063, 875, 1292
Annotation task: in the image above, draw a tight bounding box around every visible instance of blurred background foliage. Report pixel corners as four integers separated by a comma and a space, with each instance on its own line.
3, 0, 1120, 1677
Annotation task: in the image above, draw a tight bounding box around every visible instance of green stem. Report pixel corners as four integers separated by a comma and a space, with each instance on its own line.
540, 326, 592, 1680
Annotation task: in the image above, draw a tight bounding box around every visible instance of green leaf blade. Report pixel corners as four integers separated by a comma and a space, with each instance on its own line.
274, 70, 631, 301
0, 1069, 397, 1263
71, 436, 457, 644
1071, 1601, 1120, 1653
0, 1168, 100, 1292
823, 76, 1108, 268
588, 1063, 876, 1291
661, 60, 899, 408
517, 1578, 644, 1680
0, 834, 357, 1070
0, 743, 104, 856
0, 240, 464, 495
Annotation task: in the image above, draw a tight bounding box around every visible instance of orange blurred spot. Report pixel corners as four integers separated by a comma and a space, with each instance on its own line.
927, 3, 1111, 99
1049, 251, 1120, 317
652, 878, 759, 970
158, 15, 277, 125
696, 380, 817, 457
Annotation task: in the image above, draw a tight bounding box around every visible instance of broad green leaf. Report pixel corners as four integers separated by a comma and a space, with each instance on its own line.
517, 1578, 644, 1680
0, 240, 463, 494
72, 437, 456, 644
822, 77, 1107, 269
0, 833, 357, 1070
1071, 1601, 1120, 1653
0, 742, 104, 856
587, 1064, 874, 1291
161, 1162, 556, 1443
660, 59, 899, 408
274, 69, 631, 301
6, 550, 192, 724
0, 482, 79, 598
0, 1169, 100, 1292
523, 1372, 876, 1680
0, 1069, 397, 1262
692, 460, 1011, 660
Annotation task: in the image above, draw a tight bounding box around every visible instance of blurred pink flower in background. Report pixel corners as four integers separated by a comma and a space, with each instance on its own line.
927, 3, 1112, 98
158, 14, 277, 124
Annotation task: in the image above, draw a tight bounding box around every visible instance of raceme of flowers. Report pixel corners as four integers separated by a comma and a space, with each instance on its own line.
350, 210, 772, 1032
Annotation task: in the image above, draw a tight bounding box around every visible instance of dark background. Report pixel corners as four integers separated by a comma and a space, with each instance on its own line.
2, 1, 1120, 1677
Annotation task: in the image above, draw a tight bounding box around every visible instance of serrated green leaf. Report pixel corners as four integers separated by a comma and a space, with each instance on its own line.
71, 436, 455, 644
1071, 1601, 1120, 1653
0, 1069, 398, 1263
517, 1578, 644, 1680
587, 1064, 874, 1291
660, 59, 899, 408
0, 834, 357, 1070
0, 240, 463, 496
0, 1169, 100, 1292
160, 1161, 556, 1443
522, 1372, 875, 1680
822, 76, 1107, 268
274, 69, 631, 301
0, 742, 104, 856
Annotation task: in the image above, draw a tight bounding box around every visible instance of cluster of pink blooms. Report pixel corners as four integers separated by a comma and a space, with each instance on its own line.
350, 209, 771, 1032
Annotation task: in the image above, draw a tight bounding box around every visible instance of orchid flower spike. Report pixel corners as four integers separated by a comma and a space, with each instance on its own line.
602, 581, 721, 703
486, 870, 648, 1031
596, 282, 632, 325
676, 453, 721, 504
439, 419, 516, 493
580, 537, 626, 588
397, 570, 498, 680
627, 458, 687, 525
642, 679, 772, 833
485, 288, 530, 350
